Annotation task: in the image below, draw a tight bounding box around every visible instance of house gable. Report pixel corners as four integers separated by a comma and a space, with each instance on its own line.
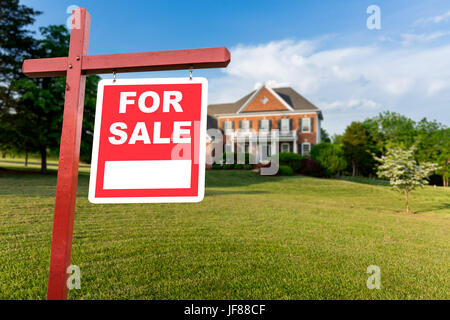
237, 85, 293, 113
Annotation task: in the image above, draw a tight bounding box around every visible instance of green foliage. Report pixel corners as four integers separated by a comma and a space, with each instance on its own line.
363, 111, 417, 150
0, 0, 41, 154
278, 165, 294, 176
211, 163, 223, 170
277, 152, 304, 173
244, 164, 253, 170
375, 146, 439, 213
311, 143, 347, 176
1, 24, 100, 171
361, 112, 449, 185
341, 122, 378, 176
0, 0, 41, 84
320, 128, 331, 143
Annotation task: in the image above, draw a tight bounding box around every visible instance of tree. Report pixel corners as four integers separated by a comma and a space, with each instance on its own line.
7, 25, 100, 172
363, 111, 416, 151
0, 0, 41, 154
414, 121, 450, 186
311, 143, 347, 177
320, 128, 331, 143
375, 146, 438, 214
341, 122, 378, 176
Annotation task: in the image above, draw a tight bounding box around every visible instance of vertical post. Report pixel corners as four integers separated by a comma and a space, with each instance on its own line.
47, 8, 90, 300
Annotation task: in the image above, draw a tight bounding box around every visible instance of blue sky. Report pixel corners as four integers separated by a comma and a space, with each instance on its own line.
22, 0, 450, 134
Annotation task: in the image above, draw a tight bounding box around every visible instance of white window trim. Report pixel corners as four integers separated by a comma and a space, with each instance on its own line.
224, 120, 233, 130
301, 142, 311, 156
241, 120, 250, 130
281, 118, 290, 132
281, 143, 291, 153
302, 118, 311, 133
260, 119, 270, 131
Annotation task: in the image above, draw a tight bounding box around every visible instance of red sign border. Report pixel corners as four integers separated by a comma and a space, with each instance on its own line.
88, 77, 208, 204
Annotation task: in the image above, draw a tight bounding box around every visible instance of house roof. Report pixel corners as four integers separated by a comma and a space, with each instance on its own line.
208, 86, 321, 117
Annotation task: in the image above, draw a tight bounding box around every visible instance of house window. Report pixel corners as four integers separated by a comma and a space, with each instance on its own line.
241, 120, 250, 130
280, 118, 290, 132
224, 121, 233, 130
262, 97, 269, 104
301, 118, 311, 132
302, 143, 311, 156
260, 119, 270, 131
281, 143, 290, 153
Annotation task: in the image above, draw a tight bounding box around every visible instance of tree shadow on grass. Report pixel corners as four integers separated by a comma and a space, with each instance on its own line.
415, 203, 450, 214
205, 189, 269, 196
0, 168, 283, 198
338, 176, 390, 187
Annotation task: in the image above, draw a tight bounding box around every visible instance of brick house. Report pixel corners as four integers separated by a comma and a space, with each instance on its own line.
207, 84, 322, 161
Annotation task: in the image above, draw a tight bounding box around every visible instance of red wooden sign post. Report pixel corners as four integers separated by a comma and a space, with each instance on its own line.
22, 8, 230, 300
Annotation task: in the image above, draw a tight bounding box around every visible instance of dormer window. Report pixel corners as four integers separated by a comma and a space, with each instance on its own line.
262, 97, 268, 104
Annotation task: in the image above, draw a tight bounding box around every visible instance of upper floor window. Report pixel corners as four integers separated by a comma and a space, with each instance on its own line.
223, 121, 233, 130
240, 120, 250, 130
301, 118, 314, 132
280, 118, 290, 132
259, 119, 270, 131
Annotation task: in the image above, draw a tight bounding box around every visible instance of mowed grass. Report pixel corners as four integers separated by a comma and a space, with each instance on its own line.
0, 168, 449, 300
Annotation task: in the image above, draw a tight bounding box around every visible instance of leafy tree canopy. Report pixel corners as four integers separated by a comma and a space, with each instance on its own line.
311, 143, 346, 176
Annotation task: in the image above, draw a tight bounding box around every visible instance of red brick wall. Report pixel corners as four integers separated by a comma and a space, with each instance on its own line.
218, 113, 318, 144
242, 87, 289, 112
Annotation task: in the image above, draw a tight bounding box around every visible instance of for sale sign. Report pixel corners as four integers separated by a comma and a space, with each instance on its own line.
89, 78, 207, 203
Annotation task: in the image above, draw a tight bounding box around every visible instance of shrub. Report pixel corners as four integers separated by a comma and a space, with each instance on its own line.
278, 165, 294, 176
276, 152, 305, 172
211, 163, 223, 170
234, 164, 245, 170
244, 164, 253, 170
223, 164, 235, 170
299, 158, 326, 177
311, 143, 347, 177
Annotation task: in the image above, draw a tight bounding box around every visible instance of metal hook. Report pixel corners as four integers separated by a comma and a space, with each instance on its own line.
113, 71, 117, 83
189, 67, 193, 81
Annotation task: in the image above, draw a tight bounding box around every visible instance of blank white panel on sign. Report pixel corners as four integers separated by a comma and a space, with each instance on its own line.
103, 160, 191, 190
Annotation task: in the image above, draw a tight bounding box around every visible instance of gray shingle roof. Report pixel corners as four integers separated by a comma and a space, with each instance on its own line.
207, 86, 320, 116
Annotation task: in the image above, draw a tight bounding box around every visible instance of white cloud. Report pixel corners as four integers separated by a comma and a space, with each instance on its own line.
209, 39, 450, 134
320, 99, 380, 111
414, 10, 450, 26
400, 31, 450, 46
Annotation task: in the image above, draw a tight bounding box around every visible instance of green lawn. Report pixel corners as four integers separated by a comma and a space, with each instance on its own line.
0, 168, 449, 299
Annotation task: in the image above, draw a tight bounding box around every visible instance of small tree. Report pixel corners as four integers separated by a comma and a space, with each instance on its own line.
375, 146, 438, 214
